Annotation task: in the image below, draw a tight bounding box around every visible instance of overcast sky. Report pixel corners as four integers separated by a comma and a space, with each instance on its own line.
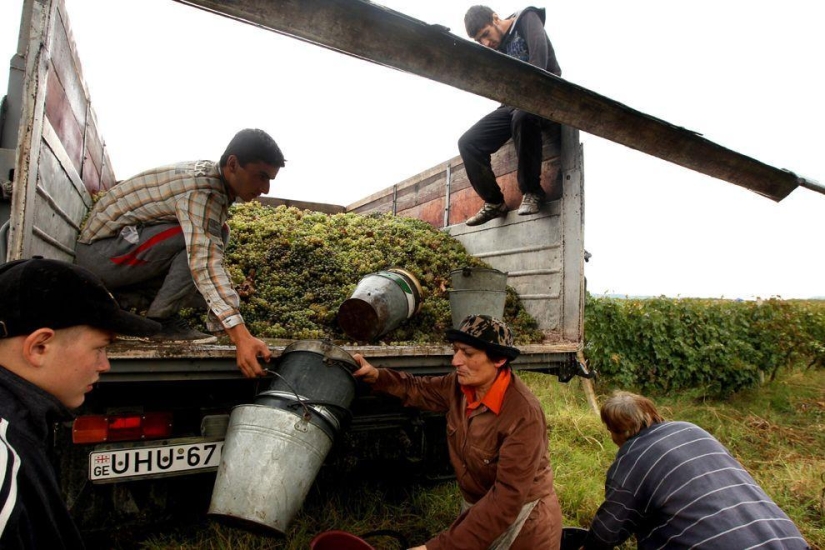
1, 1, 823, 299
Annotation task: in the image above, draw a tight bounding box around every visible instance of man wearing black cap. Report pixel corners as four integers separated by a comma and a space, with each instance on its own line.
353, 314, 562, 550
0, 258, 160, 548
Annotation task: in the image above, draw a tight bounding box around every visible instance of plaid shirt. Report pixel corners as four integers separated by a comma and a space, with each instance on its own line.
78, 160, 243, 329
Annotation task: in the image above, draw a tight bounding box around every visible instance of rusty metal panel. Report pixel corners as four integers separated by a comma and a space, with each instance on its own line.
175, 0, 813, 202
8, 0, 116, 261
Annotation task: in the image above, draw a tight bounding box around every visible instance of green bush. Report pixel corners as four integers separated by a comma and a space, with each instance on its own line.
584, 295, 825, 397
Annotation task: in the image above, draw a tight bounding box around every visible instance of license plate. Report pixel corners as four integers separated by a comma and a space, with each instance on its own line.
89, 441, 223, 482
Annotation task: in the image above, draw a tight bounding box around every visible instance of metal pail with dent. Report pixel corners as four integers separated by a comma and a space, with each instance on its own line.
337, 268, 423, 341
208, 404, 332, 534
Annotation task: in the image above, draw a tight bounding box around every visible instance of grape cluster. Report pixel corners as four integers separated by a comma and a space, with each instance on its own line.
185, 202, 543, 345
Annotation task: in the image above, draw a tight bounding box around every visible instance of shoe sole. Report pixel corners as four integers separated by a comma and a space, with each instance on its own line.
466, 212, 507, 226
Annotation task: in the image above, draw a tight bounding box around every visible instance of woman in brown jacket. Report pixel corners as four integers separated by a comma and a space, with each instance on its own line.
353, 314, 562, 550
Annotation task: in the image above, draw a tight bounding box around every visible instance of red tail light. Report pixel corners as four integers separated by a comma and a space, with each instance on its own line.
73, 412, 173, 444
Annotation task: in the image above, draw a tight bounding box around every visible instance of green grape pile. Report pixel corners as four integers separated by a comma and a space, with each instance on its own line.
190, 202, 543, 345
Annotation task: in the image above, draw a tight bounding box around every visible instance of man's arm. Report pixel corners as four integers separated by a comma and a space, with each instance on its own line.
174, 191, 270, 377
582, 475, 639, 549
520, 10, 549, 71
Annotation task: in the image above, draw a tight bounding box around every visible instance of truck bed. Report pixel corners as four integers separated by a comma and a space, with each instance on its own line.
105, 339, 582, 382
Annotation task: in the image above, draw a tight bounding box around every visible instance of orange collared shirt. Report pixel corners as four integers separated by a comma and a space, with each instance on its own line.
461, 367, 512, 416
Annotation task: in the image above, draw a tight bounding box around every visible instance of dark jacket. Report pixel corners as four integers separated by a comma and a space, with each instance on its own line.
500, 7, 562, 76
583, 421, 810, 549
373, 369, 562, 550
0, 367, 84, 549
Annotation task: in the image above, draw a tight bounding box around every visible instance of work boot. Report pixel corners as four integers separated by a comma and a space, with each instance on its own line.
517, 192, 542, 215
466, 202, 507, 226
150, 315, 218, 344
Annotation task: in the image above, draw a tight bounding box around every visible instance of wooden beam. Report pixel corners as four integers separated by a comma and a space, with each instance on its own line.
174, 0, 813, 202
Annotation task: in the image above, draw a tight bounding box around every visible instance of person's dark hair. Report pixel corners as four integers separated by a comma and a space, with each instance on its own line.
464, 5, 496, 38
220, 128, 285, 169
600, 391, 665, 441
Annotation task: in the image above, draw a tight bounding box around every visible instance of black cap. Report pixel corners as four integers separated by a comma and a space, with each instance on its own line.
0, 258, 161, 338
445, 314, 520, 360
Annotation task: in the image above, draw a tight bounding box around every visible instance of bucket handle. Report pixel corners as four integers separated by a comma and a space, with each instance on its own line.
263, 368, 313, 423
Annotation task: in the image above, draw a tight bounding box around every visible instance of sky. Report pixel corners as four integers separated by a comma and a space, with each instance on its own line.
1, 1, 823, 299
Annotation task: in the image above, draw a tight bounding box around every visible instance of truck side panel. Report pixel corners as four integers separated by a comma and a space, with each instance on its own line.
6, 0, 115, 262
346, 126, 582, 343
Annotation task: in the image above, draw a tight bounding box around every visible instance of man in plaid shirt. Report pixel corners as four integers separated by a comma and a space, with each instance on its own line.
76, 129, 284, 378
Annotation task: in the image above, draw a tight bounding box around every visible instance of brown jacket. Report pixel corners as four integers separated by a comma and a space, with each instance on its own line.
373, 369, 562, 550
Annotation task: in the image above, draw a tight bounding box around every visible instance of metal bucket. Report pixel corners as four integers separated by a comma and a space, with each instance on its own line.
449, 266, 508, 328
208, 405, 332, 534
209, 341, 358, 533
450, 267, 507, 291
338, 268, 423, 341
448, 289, 507, 328
260, 340, 357, 437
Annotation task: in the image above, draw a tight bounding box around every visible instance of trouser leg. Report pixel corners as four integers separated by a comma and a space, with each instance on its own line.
75, 223, 199, 319
511, 109, 547, 196
457, 106, 514, 204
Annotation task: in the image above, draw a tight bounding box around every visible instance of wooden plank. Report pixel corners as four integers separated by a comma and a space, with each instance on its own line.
174, 0, 809, 202
8, 0, 55, 261
43, 64, 84, 173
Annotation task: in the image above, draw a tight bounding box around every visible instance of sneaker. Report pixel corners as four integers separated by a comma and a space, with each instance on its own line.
466, 202, 507, 226
149, 315, 218, 344
517, 192, 542, 215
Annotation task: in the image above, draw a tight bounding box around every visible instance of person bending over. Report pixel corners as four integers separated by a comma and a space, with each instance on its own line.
582, 390, 810, 549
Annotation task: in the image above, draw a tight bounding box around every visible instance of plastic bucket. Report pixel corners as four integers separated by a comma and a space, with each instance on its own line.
259, 340, 358, 437
310, 531, 375, 550
208, 404, 332, 534
338, 268, 423, 341
310, 529, 409, 550
450, 267, 507, 291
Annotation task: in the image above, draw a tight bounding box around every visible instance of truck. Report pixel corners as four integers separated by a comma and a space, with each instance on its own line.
1, 0, 821, 535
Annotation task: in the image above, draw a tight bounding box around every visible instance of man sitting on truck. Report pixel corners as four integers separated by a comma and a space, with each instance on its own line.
459, 5, 562, 226
76, 128, 283, 378
0, 258, 161, 548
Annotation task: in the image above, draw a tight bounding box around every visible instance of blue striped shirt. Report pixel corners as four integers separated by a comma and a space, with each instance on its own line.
584, 421, 809, 549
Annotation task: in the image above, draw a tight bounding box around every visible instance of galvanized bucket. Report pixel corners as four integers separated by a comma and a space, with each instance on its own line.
258, 340, 357, 439
337, 268, 423, 341
448, 289, 507, 328
450, 267, 507, 291
208, 404, 332, 534
448, 266, 508, 328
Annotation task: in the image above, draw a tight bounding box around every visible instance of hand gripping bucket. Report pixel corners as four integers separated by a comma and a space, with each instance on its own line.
448, 267, 507, 328
208, 341, 357, 534
338, 268, 423, 341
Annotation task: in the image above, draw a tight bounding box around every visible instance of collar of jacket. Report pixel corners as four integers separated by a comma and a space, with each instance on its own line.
0, 365, 73, 444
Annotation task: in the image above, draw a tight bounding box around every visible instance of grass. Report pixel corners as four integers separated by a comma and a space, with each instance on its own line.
115, 367, 824, 550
